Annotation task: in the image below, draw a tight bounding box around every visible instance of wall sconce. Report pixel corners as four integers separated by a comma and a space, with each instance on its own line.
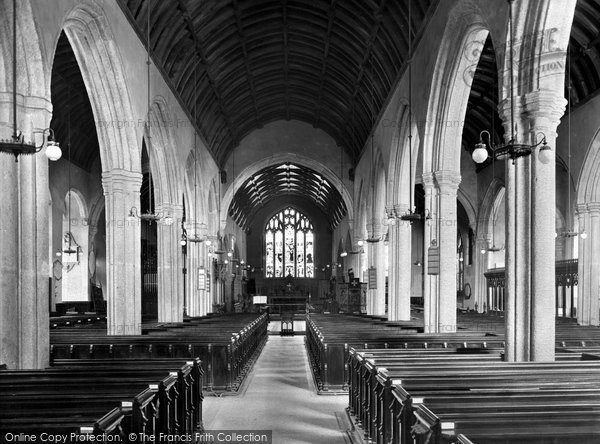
1, 128, 62, 162
1, 2, 62, 162
472, 130, 550, 165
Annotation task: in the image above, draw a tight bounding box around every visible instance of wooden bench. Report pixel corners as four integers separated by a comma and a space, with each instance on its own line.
49, 313, 268, 391
349, 348, 600, 443
0, 358, 203, 437
306, 314, 504, 391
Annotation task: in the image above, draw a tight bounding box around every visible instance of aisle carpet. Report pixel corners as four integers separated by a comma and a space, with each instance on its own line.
202, 336, 352, 444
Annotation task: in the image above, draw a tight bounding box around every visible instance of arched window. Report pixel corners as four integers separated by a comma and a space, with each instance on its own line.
265, 208, 314, 278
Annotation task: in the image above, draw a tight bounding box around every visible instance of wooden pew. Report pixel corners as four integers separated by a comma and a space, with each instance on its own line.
0, 358, 203, 437
306, 314, 504, 391
49, 313, 268, 391
349, 348, 600, 443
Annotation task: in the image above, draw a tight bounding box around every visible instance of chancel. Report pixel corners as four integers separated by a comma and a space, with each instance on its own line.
2, 0, 600, 442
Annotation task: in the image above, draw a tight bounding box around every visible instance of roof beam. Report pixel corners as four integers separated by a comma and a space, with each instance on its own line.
312, 0, 338, 128
175, 0, 239, 160
231, 0, 262, 127
282, 0, 290, 120
342, 0, 387, 159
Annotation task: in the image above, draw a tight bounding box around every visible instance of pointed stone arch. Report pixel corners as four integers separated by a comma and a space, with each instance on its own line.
576, 127, 600, 326
208, 178, 219, 236
387, 101, 422, 211
61, 0, 140, 173
478, 178, 506, 235
368, 144, 387, 223
0, 0, 48, 101
184, 149, 207, 230
422, 1, 492, 174
577, 127, 600, 206
145, 97, 181, 208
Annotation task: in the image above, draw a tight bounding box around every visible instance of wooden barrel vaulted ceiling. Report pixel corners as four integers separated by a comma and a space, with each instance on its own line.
116, 0, 438, 165
568, 0, 600, 107
48, 0, 600, 228
229, 163, 347, 231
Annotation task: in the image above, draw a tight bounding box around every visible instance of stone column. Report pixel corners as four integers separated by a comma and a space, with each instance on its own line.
435, 171, 461, 333
422, 173, 438, 333
504, 142, 532, 361
186, 225, 209, 318
388, 204, 412, 321
0, 100, 52, 369
102, 169, 143, 335
577, 204, 600, 326
386, 207, 397, 320
502, 92, 565, 361
366, 218, 385, 315
525, 91, 566, 361
375, 235, 387, 316
156, 203, 183, 323
474, 234, 491, 313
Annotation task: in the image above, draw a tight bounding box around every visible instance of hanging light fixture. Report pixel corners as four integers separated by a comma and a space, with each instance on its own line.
127, 2, 172, 225
213, 172, 226, 255
366, 55, 382, 243
386, 0, 429, 223
339, 143, 349, 257
487, 110, 503, 253
472, 0, 550, 165
0, 0, 61, 161
414, 237, 422, 267
63, 96, 78, 261
185, 67, 211, 244
401, 0, 429, 222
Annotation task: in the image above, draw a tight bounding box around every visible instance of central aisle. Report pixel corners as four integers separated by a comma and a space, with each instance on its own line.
202, 336, 351, 444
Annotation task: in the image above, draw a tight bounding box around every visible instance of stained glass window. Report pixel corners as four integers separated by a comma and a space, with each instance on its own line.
265, 207, 314, 278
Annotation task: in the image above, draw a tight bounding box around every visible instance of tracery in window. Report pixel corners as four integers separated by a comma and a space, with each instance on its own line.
265, 208, 314, 278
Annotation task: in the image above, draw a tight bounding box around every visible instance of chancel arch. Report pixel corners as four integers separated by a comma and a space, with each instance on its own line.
220, 153, 354, 227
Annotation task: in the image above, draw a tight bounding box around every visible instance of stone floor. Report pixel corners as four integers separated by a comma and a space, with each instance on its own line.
202, 335, 352, 444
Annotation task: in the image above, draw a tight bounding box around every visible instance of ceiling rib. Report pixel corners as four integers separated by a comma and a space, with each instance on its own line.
175, 0, 239, 157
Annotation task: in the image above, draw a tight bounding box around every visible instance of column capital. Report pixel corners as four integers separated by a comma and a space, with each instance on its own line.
585, 202, 600, 215
421, 172, 435, 189
498, 97, 526, 141
434, 170, 461, 191
185, 221, 208, 237
576, 203, 589, 215
385, 204, 395, 218
476, 231, 492, 242
366, 218, 383, 238
523, 90, 567, 137
157, 202, 183, 216
101, 169, 143, 194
